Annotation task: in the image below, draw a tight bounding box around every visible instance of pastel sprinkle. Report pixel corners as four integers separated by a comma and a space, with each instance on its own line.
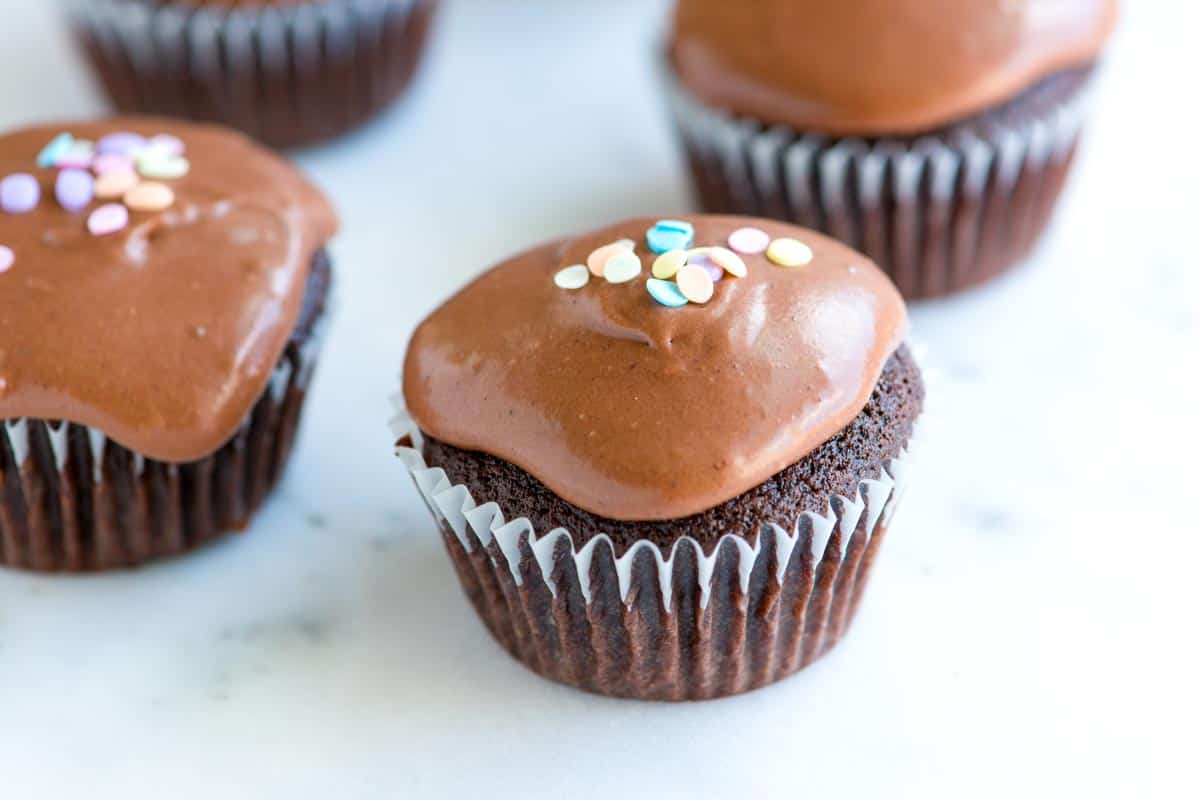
87, 203, 129, 236
124, 181, 175, 212
646, 219, 694, 254
55, 168, 95, 212
767, 237, 814, 268
651, 249, 688, 280
646, 278, 688, 308
615, 238, 636, 251
36, 133, 74, 168
0, 246, 13, 274
554, 264, 590, 290
692, 255, 724, 284
94, 168, 139, 199
587, 242, 627, 277
0, 173, 40, 213
96, 132, 147, 157
146, 134, 185, 157
728, 227, 770, 254
709, 246, 748, 278
56, 143, 96, 170
92, 153, 134, 175
603, 251, 642, 284
137, 152, 190, 180
676, 264, 715, 304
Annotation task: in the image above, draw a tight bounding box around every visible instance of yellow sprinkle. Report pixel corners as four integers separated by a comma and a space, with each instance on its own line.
652, 249, 688, 280
709, 246, 747, 278
767, 237, 814, 268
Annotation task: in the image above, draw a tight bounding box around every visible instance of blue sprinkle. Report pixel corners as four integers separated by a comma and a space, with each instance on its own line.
646, 278, 689, 308
36, 133, 74, 169
646, 220, 695, 254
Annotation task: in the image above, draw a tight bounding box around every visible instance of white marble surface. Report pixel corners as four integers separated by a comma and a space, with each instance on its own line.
0, 1, 1196, 797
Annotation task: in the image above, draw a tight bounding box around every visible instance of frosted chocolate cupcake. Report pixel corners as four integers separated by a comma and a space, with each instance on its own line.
395, 215, 923, 700
0, 118, 338, 571
64, 0, 439, 149
665, 0, 1118, 298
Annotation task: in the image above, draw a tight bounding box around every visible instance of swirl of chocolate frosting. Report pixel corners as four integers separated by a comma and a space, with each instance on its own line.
670, 0, 1119, 135
404, 216, 907, 521
0, 118, 338, 462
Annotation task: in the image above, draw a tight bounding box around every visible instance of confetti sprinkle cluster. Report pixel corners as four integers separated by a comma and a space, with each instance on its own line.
552, 221, 815, 308
0, 130, 190, 274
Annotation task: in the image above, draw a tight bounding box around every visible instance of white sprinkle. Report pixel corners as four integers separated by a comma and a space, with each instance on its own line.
554, 264, 590, 290
603, 251, 642, 284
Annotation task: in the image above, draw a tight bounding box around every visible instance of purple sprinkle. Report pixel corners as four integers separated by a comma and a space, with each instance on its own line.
96, 132, 148, 157
0, 173, 40, 214
87, 203, 129, 236
147, 134, 185, 157
56, 168, 95, 212
692, 255, 724, 284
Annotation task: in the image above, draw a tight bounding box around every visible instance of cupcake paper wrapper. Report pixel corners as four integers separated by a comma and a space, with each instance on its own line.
663, 67, 1092, 299
64, 0, 436, 149
392, 407, 919, 701
0, 321, 326, 572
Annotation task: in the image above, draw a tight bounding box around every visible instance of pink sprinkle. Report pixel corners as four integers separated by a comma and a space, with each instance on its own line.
728, 227, 770, 255
87, 203, 129, 236
0, 245, 13, 273
92, 153, 134, 175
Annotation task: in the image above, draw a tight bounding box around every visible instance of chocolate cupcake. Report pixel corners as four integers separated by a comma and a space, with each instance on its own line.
64, 0, 438, 149
0, 118, 338, 571
664, 0, 1118, 299
395, 215, 924, 700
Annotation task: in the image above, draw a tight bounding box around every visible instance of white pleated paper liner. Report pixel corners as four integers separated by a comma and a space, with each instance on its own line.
661, 63, 1095, 299
0, 313, 327, 573
63, 0, 437, 149
392, 404, 922, 701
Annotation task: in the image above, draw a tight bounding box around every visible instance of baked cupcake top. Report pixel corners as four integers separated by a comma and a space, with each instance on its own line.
670, 0, 1119, 136
0, 118, 338, 462
404, 216, 906, 521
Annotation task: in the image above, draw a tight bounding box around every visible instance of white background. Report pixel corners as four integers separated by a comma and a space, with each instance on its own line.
0, 1, 1196, 797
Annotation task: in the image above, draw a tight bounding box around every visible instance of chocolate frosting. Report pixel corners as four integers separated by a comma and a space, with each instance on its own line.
0, 118, 337, 462
670, 0, 1118, 135
404, 216, 907, 521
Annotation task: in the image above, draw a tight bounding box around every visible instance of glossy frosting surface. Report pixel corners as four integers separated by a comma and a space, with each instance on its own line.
670, 0, 1118, 135
404, 216, 907, 521
0, 118, 338, 462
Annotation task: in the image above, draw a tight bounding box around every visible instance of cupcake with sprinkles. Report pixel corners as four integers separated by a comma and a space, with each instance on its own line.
664, 0, 1118, 298
64, 0, 439, 149
0, 118, 338, 571
395, 215, 924, 700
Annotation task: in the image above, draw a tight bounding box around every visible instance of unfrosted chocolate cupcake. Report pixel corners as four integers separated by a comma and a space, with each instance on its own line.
0, 118, 338, 571
64, 0, 438, 149
665, 0, 1118, 299
395, 215, 924, 700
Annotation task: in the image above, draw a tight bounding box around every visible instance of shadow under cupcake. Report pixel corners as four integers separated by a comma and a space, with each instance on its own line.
395, 215, 924, 700
663, 0, 1119, 299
